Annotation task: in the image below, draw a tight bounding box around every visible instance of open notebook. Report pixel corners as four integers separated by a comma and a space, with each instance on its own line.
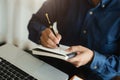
30, 22, 76, 60
32, 44, 77, 60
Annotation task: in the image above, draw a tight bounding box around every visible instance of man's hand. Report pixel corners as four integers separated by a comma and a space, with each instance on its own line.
66, 46, 94, 67
40, 28, 61, 48
70, 75, 83, 80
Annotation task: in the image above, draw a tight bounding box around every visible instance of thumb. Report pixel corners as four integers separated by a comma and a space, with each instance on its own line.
56, 33, 62, 42
66, 46, 86, 52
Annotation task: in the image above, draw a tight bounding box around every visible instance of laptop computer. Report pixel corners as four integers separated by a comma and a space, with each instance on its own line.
0, 43, 68, 80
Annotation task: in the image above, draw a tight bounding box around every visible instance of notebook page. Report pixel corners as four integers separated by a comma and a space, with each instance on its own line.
34, 44, 69, 56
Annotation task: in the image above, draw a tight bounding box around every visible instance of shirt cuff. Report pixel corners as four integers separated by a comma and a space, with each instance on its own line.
90, 51, 106, 72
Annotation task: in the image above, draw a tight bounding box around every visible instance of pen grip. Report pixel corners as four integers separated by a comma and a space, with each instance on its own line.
50, 27, 56, 36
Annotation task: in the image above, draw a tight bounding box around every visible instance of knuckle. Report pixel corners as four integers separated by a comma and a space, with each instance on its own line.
70, 46, 74, 51
46, 39, 50, 44
40, 36, 43, 41
46, 44, 50, 47
76, 62, 81, 67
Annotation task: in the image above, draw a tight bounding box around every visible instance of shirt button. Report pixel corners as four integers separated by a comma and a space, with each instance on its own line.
83, 30, 87, 34
94, 66, 97, 69
89, 11, 93, 15
102, 5, 105, 8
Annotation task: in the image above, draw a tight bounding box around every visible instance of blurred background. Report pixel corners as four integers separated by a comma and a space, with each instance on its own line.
0, 0, 46, 48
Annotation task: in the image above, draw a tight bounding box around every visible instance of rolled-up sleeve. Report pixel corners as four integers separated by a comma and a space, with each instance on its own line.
90, 51, 120, 80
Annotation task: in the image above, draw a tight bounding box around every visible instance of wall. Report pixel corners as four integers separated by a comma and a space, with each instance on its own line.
0, 0, 46, 48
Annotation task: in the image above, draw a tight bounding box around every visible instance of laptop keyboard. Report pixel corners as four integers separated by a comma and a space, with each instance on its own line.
0, 57, 37, 80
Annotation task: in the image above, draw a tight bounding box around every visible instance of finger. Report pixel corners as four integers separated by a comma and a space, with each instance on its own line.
66, 46, 87, 52
41, 28, 51, 41
48, 31, 60, 44
66, 46, 80, 52
40, 28, 58, 48
42, 28, 60, 45
41, 39, 57, 48
67, 52, 83, 67
56, 33, 62, 42
40, 36, 57, 48
68, 60, 81, 67
47, 32, 60, 47
40, 37, 51, 48
70, 75, 83, 80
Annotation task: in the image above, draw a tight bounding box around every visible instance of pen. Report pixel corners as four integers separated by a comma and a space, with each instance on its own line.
45, 13, 60, 47
67, 52, 77, 59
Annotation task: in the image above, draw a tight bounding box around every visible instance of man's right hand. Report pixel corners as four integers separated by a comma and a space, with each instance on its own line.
40, 28, 61, 48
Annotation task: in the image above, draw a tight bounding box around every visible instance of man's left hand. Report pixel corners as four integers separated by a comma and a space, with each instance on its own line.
66, 45, 94, 67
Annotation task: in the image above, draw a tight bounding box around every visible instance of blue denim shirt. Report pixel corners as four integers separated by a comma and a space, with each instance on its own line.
28, 0, 120, 79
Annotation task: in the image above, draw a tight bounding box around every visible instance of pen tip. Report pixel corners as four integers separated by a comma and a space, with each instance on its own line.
57, 44, 60, 47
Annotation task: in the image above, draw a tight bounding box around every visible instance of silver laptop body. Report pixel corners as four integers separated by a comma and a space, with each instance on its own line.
0, 44, 68, 80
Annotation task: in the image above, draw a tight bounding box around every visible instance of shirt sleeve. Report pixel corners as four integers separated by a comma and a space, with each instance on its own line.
27, 0, 69, 44
90, 39, 120, 80
27, 0, 60, 44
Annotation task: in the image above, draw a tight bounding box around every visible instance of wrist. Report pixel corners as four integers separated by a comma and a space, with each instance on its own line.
86, 50, 94, 67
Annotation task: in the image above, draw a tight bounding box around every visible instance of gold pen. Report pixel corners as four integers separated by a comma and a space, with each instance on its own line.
45, 13, 60, 47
